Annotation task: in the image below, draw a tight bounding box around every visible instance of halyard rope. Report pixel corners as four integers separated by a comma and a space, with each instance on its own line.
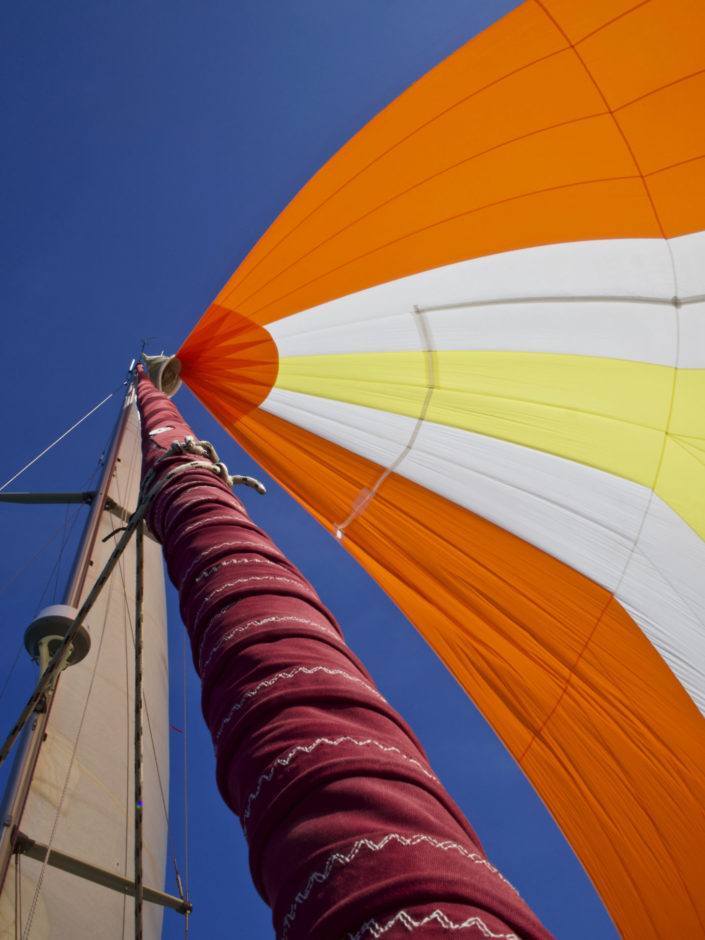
0, 439, 263, 770
158, 437, 266, 494
134, 520, 145, 940
21, 576, 115, 939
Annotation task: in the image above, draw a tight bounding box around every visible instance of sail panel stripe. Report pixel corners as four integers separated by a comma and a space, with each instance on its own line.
267, 233, 705, 365
226, 402, 705, 938
260, 387, 705, 715
174, 0, 705, 337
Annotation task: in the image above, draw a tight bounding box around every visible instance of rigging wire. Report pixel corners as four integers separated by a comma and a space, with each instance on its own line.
108, 427, 189, 910
1, 433, 232, 931
0, 510, 82, 603
14, 853, 21, 940
51, 500, 72, 602
0, 645, 24, 709
4, 385, 191, 932
119, 515, 131, 940
100, 405, 141, 937
0, 390, 117, 494
47, 454, 106, 609
20, 576, 113, 939
35, 507, 85, 615
0, 508, 83, 705
0, 449, 239, 769
134, 521, 145, 940
0, 440, 108, 699
100, 436, 178, 933
183, 621, 191, 932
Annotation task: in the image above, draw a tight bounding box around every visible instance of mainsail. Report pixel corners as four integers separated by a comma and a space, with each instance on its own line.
0, 389, 170, 939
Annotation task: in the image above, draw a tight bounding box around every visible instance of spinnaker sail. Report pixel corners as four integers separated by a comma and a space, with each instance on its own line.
177, 0, 705, 936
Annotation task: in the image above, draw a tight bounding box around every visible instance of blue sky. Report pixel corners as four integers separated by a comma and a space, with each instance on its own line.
0, 3, 619, 937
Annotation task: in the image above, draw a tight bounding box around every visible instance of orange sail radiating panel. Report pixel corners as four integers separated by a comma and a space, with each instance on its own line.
179, 1, 705, 936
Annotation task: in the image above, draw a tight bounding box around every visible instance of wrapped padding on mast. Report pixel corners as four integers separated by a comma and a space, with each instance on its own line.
136, 367, 553, 940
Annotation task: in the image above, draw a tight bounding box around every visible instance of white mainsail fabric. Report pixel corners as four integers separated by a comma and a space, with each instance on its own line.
0, 398, 169, 939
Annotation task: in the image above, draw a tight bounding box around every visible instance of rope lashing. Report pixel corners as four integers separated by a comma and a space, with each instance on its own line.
0, 438, 265, 770
148, 437, 266, 495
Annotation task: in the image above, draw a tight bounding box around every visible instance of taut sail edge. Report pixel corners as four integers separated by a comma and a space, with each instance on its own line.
0, 383, 171, 940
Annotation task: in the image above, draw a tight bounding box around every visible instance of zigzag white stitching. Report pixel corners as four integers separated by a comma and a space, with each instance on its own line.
195, 554, 281, 584
216, 667, 385, 742
182, 539, 279, 582
199, 615, 337, 673
280, 834, 507, 939
242, 736, 438, 832
179, 513, 244, 537
348, 909, 520, 939
193, 575, 312, 629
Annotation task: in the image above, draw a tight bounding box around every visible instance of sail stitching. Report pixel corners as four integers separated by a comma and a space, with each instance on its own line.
349, 909, 520, 939
200, 614, 337, 674
193, 555, 282, 585
280, 833, 512, 939
215, 666, 385, 743
180, 514, 253, 537
242, 736, 439, 833
182, 539, 287, 582
193, 575, 317, 630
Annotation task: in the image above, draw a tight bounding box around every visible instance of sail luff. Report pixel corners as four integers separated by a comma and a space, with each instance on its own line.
0, 385, 170, 939
136, 366, 554, 939
62, 389, 134, 608
0, 389, 134, 900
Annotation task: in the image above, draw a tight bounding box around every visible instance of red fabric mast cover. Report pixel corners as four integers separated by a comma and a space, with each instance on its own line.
136, 368, 554, 940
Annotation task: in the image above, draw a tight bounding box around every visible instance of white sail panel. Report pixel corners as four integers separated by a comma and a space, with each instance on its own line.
0, 398, 169, 939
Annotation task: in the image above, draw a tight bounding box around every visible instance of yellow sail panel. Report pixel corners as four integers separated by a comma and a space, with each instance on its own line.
226, 406, 705, 938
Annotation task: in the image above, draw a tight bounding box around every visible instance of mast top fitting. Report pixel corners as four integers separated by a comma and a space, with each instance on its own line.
142, 354, 182, 398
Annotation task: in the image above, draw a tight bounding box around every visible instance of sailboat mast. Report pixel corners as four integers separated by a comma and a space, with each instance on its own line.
63, 383, 135, 607
0, 383, 134, 894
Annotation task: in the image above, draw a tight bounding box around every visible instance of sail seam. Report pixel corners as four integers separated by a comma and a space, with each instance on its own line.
193, 575, 317, 631
215, 666, 385, 743
182, 539, 287, 583
242, 736, 439, 832
280, 833, 512, 939
194, 555, 282, 585
349, 909, 520, 939
199, 614, 338, 674
414, 291, 705, 312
